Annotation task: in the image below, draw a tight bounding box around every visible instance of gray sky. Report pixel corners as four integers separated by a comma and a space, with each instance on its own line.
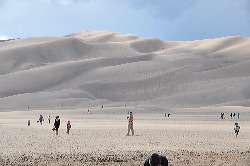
0, 0, 249, 41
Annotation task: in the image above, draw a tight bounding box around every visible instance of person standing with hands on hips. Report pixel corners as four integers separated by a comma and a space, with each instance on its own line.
126, 112, 134, 136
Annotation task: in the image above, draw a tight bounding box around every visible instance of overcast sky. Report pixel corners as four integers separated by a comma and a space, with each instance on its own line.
0, 0, 249, 41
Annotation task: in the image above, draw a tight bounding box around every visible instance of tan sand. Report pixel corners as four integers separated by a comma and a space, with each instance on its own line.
1, 30, 250, 165
0, 106, 249, 166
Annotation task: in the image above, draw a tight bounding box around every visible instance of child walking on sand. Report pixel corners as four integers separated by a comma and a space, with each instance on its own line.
234, 123, 240, 138
28, 120, 30, 126
66, 121, 71, 134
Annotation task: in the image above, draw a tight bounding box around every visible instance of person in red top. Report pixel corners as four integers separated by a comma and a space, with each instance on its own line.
66, 121, 71, 134
126, 112, 134, 136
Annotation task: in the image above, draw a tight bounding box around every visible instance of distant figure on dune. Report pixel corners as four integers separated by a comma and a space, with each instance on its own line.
53, 116, 60, 135
167, 114, 170, 117
233, 113, 236, 117
48, 116, 51, 124
126, 112, 134, 136
238, 113, 240, 119
28, 120, 30, 127
66, 121, 71, 134
144, 153, 168, 166
230, 113, 233, 119
234, 123, 240, 138
101, 105, 103, 108
39, 115, 44, 125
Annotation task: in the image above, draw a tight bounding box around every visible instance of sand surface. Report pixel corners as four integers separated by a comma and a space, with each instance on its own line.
1, 30, 250, 110
1, 30, 250, 165
0, 106, 249, 166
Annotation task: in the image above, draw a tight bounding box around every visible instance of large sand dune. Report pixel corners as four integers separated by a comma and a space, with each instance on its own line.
1, 30, 250, 110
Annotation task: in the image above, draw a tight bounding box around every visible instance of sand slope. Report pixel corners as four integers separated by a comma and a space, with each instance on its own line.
1, 30, 250, 109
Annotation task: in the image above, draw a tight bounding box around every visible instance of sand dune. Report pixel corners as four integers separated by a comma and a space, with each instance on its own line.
1, 30, 250, 109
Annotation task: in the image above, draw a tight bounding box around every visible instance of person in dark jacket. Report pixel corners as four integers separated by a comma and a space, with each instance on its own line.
39, 115, 44, 125
54, 116, 60, 135
144, 153, 168, 166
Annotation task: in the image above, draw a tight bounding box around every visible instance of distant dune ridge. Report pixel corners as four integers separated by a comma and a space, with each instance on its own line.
1, 30, 250, 110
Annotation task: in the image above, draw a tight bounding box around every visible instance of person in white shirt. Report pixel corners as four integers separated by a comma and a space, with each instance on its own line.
234, 123, 240, 138
48, 116, 51, 124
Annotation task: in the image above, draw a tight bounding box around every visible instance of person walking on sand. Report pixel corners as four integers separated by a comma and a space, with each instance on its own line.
66, 121, 71, 134
144, 153, 168, 166
234, 123, 240, 138
238, 113, 240, 119
48, 116, 51, 124
126, 112, 134, 136
53, 116, 60, 135
28, 120, 30, 127
39, 115, 44, 125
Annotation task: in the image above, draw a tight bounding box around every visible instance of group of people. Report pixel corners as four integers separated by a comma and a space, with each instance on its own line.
26, 110, 242, 165
28, 115, 71, 135
220, 112, 240, 119
230, 112, 240, 119
127, 111, 241, 139
218, 113, 241, 138
28, 111, 135, 137
164, 113, 170, 117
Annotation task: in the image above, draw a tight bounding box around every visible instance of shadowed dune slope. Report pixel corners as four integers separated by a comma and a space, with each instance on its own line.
0, 30, 250, 110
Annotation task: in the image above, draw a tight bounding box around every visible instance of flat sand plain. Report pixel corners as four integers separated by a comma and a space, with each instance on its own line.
0, 106, 250, 166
